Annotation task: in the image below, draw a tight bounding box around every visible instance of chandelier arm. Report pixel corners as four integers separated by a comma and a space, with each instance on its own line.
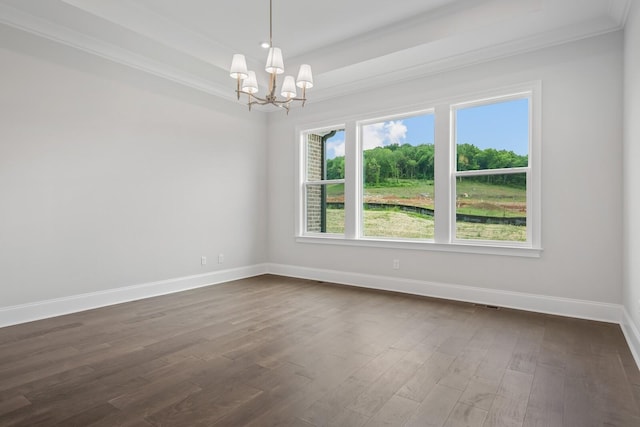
236, 91, 307, 109
248, 98, 272, 105
271, 101, 291, 114
235, 91, 270, 104
271, 97, 306, 105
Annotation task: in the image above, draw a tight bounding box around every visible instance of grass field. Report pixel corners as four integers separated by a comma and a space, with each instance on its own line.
325, 208, 526, 241
327, 178, 526, 218
323, 178, 527, 241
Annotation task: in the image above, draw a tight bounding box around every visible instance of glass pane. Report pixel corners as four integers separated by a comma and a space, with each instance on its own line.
455, 173, 527, 242
306, 129, 345, 180
362, 206, 434, 239
306, 183, 344, 234
361, 113, 435, 239
456, 98, 529, 171
326, 131, 345, 180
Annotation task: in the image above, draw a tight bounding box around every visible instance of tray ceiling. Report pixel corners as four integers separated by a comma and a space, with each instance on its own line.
0, 0, 631, 104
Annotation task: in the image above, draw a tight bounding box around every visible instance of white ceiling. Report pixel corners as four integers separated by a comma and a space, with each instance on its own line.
0, 0, 632, 105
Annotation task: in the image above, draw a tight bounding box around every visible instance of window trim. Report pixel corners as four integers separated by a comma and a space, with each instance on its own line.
356, 108, 436, 241
299, 125, 347, 237
450, 91, 537, 247
296, 82, 542, 257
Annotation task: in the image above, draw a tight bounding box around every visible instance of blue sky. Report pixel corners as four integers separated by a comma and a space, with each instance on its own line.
456, 98, 529, 155
325, 98, 529, 159
325, 131, 345, 160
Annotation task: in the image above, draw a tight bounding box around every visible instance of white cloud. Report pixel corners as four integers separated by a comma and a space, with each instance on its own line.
326, 138, 345, 159
363, 122, 385, 150
362, 120, 407, 150
385, 120, 407, 145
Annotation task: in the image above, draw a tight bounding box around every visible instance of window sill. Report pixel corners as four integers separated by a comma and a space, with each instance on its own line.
296, 235, 542, 258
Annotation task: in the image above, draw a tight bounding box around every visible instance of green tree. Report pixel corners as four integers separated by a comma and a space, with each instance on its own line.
335, 142, 526, 186
326, 156, 344, 180
365, 158, 381, 185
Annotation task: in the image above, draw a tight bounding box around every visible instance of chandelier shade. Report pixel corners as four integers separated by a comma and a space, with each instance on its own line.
265, 48, 284, 74
281, 75, 297, 98
229, 54, 248, 79
229, 0, 313, 113
296, 64, 314, 89
242, 71, 259, 94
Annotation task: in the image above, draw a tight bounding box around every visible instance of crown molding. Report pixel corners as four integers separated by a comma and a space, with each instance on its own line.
0, 2, 234, 102
0, 0, 631, 106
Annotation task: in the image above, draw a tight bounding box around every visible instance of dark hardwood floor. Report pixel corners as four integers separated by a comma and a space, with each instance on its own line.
0, 275, 638, 426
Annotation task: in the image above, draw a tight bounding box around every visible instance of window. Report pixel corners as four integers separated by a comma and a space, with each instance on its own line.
361, 113, 435, 239
453, 96, 531, 243
302, 127, 345, 234
298, 83, 541, 256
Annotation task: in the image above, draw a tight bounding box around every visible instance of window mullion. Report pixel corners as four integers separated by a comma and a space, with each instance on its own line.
434, 104, 451, 244
454, 166, 529, 177
343, 121, 358, 239
305, 179, 345, 185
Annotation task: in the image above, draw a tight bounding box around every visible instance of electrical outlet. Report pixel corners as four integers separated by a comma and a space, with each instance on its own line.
201, 256, 207, 265
393, 259, 400, 270
218, 254, 224, 264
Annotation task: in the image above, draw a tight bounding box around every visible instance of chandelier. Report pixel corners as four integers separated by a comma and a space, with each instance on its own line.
229, 0, 313, 113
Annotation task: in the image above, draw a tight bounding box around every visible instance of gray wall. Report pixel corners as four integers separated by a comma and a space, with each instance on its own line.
624, 3, 640, 334
268, 32, 624, 305
0, 21, 630, 325
0, 28, 268, 307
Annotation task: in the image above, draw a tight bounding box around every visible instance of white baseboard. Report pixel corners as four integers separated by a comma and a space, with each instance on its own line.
267, 263, 623, 324
621, 308, 640, 369
1, 262, 635, 369
0, 264, 268, 328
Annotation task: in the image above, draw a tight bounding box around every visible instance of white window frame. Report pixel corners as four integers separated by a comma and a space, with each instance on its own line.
356, 109, 436, 241
450, 91, 539, 248
300, 125, 346, 236
296, 82, 542, 257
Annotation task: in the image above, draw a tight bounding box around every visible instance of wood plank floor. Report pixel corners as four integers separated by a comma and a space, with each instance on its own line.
0, 274, 639, 426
